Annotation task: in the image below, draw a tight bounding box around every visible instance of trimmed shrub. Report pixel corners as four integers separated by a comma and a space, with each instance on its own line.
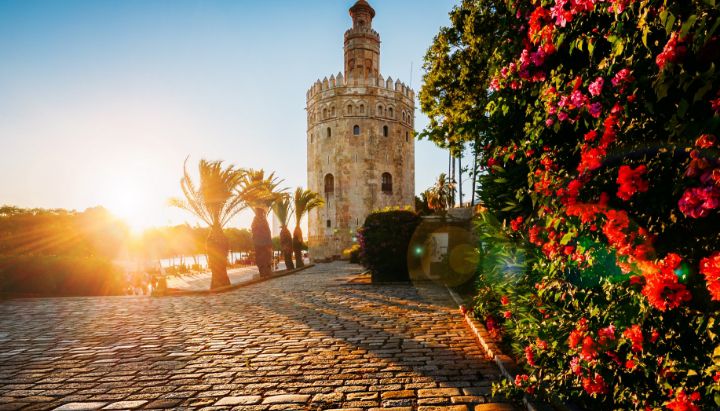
359, 209, 421, 282
0, 256, 125, 296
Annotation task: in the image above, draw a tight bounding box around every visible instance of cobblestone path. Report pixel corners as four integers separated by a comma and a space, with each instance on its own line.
0, 262, 515, 411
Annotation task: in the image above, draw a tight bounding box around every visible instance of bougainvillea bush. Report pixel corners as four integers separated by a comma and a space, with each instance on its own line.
421, 0, 719, 409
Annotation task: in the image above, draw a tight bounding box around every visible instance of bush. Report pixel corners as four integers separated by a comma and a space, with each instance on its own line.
0, 255, 125, 296
422, 0, 720, 408
358, 209, 421, 282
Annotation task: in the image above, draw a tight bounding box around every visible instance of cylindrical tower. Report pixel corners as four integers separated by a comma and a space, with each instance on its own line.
306, 0, 416, 261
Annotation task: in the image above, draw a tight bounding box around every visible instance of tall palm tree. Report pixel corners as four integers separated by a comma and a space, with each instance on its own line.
169, 159, 245, 289
239, 169, 284, 277
428, 173, 454, 211
272, 195, 295, 270
292, 188, 325, 267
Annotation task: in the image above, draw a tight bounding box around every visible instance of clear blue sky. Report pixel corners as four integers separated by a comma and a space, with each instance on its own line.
0, 0, 458, 231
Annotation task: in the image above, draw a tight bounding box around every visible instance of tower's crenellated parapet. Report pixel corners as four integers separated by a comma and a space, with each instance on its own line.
306, 0, 416, 261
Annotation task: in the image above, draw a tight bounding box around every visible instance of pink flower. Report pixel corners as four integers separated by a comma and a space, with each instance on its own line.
679, 186, 720, 218
588, 77, 604, 97
611, 68, 634, 87
551, 0, 573, 27
588, 102, 602, 118
656, 32, 687, 71
571, 90, 587, 107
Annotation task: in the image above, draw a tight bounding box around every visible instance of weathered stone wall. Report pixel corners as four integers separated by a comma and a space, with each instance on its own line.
306, 76, 415, 260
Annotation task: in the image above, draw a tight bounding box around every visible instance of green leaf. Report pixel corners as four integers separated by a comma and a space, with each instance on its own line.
678, 99, 689, 118
694, 82, 713, 103
560, 232, 575, 245
665, 13, 676, 35
681, 15, 698, 38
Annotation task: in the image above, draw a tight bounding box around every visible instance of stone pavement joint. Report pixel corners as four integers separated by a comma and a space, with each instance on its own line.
0, 262, 518, 410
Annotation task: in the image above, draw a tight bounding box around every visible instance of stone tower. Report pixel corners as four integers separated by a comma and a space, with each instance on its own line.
306, 0, 415, 261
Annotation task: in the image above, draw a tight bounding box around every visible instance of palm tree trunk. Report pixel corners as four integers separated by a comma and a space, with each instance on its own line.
280, 227, 295, 270
293, 226, 305, 268
251, 210, 273, 277
207, 226, 231, 289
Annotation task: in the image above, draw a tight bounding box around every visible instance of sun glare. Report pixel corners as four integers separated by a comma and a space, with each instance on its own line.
102, 178, 156, 233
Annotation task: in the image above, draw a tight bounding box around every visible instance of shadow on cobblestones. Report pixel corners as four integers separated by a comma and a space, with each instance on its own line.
0, 262, 511, 410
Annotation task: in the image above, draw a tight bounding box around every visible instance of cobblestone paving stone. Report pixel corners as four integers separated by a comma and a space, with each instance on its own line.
0, 262, 517, 411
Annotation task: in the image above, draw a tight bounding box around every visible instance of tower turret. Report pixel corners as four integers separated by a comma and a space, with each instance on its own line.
344, 0, 380, 79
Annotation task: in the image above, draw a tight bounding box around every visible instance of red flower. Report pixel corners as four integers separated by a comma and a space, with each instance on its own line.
700, 252, 720, 301
695, 134, 717, 149
656, 32, 687, 71
536, 338, 548, 350
569, 329, 584, 349
570, 356, 583, 376
510, 216, 524, 231
503, 310, 512, 319
623, 325, 644, 353
665, 390, 700, 411
525, 345, 537, 366
625, 359, 636, 370
578, 145, 606, 173
500, 295, 510, 305
581, 336, 597, 361
582, 373, 607, 395
712, 94, 720, 115
641, 254, 693, 311
616, 165, 649, 201
514, 374, 529, 387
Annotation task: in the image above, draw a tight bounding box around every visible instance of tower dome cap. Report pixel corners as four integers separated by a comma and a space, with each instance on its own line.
350, 0, 376, 18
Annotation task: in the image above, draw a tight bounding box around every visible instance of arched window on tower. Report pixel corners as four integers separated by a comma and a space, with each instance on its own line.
323, 108, 327, 119
388, 107, 394, 118
402, 112, 406, 122
353, 125, 360, 136
405, 132, 409, 142
331, 106, 336, 117
359, 104, 365, 114
383, 125, 389, 137
381, 173, 393, 194
377, 105, 384, 117
327, 127, 332, 138
347, 105, 353, 115
324, 174, 335, 194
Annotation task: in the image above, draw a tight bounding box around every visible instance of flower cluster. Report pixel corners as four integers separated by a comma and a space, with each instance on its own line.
616, 165, 649, 201
656, 32, 687, 71
679, 135, 720, 218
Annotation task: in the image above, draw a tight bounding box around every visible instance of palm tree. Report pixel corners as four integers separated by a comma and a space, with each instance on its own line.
272, 195, 295, 270
239, 169, 284, 277
292, 188, 325, 267
169, 159, 246, 289
428, 173, 454, 211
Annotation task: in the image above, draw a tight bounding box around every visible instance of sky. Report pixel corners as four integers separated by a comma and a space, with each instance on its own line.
0, 0, 459, 232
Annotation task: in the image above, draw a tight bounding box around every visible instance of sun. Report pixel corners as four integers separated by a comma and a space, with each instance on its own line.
101, 178, 156, 233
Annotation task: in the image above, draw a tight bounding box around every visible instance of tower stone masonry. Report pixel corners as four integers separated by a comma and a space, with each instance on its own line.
306, 0, 416, 261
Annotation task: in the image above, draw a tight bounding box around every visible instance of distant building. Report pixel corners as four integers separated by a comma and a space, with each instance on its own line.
306, 0, 415, 260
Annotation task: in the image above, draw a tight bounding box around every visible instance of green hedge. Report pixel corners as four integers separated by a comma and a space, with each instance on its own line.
0, 255, 125, 296
359, 209, 421, 283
